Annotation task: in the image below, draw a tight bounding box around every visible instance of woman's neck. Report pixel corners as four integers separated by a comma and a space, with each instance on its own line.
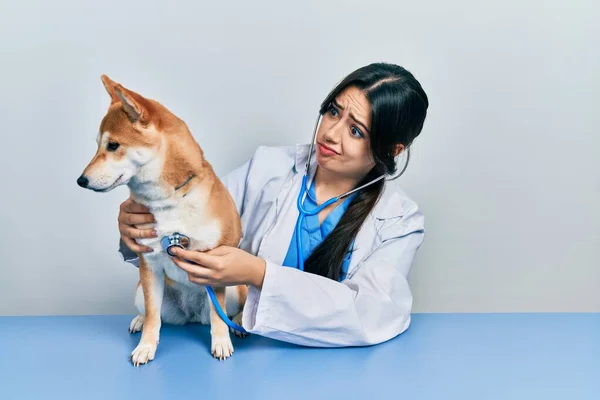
313, 166, 359, 201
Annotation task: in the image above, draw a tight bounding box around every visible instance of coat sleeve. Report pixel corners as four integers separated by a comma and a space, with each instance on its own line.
241, 214, 425, 347
117, 154, 255, 265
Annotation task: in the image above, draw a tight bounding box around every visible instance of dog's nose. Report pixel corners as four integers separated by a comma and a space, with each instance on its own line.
77, 175, 89, 188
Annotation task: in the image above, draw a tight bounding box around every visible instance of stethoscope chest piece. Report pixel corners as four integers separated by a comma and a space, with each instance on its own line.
158, 231, 248, 334
160, 232, 191, 256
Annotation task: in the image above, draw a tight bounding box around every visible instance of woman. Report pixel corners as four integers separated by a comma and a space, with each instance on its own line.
117, 62, 429, 347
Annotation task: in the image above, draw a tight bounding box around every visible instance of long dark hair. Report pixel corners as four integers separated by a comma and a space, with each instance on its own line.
303, 62, 429, 281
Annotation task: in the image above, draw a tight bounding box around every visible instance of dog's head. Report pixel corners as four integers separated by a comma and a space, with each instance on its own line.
77, 75, 167, 192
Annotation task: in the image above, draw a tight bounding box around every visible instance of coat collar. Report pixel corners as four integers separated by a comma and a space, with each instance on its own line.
292, 144, 406, 220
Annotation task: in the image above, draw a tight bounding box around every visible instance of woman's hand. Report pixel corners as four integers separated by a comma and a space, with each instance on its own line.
168, 245, 266, 289
118, 197, 157, 254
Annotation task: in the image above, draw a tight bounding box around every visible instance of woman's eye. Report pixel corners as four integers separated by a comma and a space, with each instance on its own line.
328, 104, 339, 117
351, 126, 363, 138
107, 142, 120, 151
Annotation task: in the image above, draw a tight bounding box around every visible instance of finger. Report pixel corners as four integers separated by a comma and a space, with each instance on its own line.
169, 247, 218, 268
171, 256, 212, 278
120, 198, 134, 212
122, 236, 149, 253
188, 276, 213, 286
119, 212, 155, 226
205, 246, 231, 256
128, 203, 151, 214
122, 225, 157, 239
122, 197, 151, 214
123, 236, 153, 253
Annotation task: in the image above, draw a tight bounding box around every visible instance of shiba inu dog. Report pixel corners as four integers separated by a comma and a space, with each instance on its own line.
77, 75, 247, 365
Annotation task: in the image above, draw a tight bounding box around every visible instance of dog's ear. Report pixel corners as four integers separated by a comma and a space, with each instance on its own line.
100, 74, 120, 105
113, 84, 150, 125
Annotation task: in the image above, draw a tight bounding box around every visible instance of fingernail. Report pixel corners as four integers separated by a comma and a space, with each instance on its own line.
152, 230, 158, 237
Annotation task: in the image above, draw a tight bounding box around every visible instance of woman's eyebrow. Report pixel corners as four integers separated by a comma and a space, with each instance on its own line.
333, 99, 370, 134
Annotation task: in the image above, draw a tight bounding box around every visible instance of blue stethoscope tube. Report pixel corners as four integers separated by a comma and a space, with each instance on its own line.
160, 114, 404, 335
294, 174, 338, 271
294, 114, 387, 270
161, 236, 247, 335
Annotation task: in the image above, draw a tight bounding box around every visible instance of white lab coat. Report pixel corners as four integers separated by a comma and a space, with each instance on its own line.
121, 144, 425, 347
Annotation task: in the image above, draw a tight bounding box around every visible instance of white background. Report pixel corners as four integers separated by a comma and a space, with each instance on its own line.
0, 0, 598, 315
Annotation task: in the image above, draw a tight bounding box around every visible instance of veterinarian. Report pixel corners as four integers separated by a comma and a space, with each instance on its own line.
117, 62, 429, 347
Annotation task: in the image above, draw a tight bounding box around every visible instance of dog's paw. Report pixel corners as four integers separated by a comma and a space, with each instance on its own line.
129, 315, 145, 333
211, 335, 234, 360
231, 328, 248, 338
131, 342, 157, 366
230, 313, 248, 338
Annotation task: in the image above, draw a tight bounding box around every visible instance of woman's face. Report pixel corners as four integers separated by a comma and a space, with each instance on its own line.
315, 85, 375, 182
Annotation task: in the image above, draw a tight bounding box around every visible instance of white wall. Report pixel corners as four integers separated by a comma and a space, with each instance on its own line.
0, 0, 598, 316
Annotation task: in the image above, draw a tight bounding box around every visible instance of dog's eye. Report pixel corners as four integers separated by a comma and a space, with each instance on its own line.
107, 142, 120, 152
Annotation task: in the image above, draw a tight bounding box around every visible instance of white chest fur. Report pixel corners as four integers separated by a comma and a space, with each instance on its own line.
135, 184, 222, 285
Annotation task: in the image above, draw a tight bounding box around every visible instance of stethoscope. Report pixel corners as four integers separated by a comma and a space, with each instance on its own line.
161, 113, 409, 335
161, 233, 248, 334
293, 114, 409, 271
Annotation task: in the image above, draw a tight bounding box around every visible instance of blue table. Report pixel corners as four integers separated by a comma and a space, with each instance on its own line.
0, 313, 598, 399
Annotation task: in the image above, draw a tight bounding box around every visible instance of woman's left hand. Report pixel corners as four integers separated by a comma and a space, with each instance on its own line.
168, 245, 266, 289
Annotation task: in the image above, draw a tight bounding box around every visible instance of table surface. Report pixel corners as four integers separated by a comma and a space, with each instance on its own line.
1, 313, 598, 400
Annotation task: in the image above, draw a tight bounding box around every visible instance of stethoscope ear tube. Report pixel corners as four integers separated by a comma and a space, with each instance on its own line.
295, 112, 410, 271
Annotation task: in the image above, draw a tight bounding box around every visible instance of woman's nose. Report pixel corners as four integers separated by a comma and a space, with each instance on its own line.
325, 122, 344, 142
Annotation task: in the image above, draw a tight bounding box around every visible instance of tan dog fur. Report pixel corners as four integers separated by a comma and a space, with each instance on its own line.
78, 75, 248, 365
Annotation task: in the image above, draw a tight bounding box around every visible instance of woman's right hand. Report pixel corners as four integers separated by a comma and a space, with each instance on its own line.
118, 197, 157, 253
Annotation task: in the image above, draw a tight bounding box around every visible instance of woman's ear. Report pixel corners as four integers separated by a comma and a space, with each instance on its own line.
393, 143, 405, 157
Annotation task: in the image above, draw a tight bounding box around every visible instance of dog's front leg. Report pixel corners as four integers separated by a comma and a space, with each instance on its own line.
209, 286, 234, 360
131, 256, 164, 366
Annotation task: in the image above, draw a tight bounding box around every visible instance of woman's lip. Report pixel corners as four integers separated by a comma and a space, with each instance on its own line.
317, 142, 340, 155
